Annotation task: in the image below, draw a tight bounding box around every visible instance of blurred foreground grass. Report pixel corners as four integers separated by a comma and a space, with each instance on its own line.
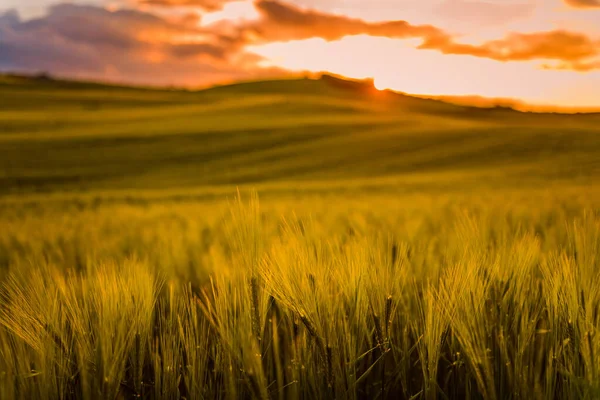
0, 74, 600, 399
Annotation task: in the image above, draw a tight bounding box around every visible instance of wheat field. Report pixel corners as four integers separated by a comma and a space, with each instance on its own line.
1, 74, 600, 399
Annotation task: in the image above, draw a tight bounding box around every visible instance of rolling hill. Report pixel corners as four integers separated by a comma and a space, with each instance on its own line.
1, 73, 599, 198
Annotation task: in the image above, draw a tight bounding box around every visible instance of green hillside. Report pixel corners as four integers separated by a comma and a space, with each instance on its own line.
2, 74, 599, 198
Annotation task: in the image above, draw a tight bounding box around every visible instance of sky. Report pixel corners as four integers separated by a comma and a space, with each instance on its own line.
1, 0, 600, 108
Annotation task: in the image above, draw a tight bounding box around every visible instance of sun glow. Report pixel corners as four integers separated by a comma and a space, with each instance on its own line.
249, 35, 600, 108
373, 79, 389, 91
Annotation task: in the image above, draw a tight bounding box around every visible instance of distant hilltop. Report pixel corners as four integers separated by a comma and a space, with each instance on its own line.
1, 70, 599, 115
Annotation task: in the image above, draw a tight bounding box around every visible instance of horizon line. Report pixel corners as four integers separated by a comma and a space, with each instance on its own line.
3, 70, 600, 116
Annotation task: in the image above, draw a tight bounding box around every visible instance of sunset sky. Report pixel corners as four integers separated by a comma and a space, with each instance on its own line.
1, 0, 600, 107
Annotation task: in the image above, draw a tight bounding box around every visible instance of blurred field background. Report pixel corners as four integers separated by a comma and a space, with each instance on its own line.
1, 74, 600, 399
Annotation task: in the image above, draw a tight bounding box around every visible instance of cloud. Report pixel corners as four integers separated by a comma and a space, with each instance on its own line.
137, 0, 239, 11
419, 29, 600, 63
543, 60, 600, 71
0, 9, 19, 26
563, 0, 600, 8
1, 0, 599, 88
241, 0, 600, 69
0, 5, 283, 86
244, 0, 447, 42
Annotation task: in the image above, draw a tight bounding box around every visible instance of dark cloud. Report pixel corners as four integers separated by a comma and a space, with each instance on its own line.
563, 0, 600, 8
167, 43, 229, 58
0, 9, 19, 27
0, 5, 283, 86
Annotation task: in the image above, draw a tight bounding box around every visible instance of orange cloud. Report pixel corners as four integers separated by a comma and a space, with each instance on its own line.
243, 0, 447, 42
240, 0, 600, 70
563, 0, 600, 8
543, 60, 600, 71
419, 30, 600, 63
138, 0, 239, 11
